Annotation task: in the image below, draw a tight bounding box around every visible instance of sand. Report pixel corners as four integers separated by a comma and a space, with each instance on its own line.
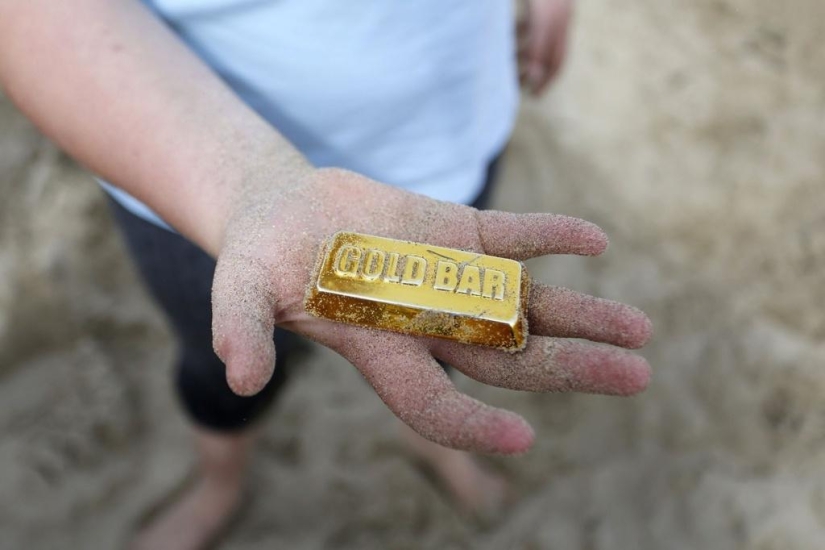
2, 0, 825, 547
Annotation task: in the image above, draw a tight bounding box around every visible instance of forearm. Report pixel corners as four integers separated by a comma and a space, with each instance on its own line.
0, 0, 308, 255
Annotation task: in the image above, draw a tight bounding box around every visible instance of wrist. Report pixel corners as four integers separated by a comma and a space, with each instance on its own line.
206, 141, 314, 257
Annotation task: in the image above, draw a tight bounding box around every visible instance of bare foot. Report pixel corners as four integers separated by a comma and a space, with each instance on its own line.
400, 424, 509, 522
131, 429, 253, 550
131, 474, 244, 550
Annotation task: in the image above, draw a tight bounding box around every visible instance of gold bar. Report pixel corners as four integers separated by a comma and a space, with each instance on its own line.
304, 232, 529, 351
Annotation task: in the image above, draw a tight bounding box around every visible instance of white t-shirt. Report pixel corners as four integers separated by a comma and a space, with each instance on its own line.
104, 0, 519, 229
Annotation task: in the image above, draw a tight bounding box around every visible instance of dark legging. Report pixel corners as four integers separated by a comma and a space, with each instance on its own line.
109, 158, 501, 432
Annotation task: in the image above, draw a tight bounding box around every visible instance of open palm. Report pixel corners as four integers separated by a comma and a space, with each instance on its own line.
211, 168, 651, 455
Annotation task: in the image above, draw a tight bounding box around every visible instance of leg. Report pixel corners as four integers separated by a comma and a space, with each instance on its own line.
131, 428, 253, 550
399, 424, 508, 520
107, 198, 293, 549
130, 336, 292, 550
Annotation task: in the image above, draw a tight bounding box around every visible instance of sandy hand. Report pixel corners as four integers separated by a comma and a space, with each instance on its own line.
210, 167, 652, 455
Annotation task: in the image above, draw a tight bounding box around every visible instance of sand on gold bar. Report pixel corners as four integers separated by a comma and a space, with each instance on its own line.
305, 232, 529, 351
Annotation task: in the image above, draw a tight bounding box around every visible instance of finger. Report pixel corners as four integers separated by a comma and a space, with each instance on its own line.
212, 252, 278, 396
324, 327, 535, 455
517, 27, 532, 87
538, 37, 568, 93
527, 61, 548, 96
516, 20, 531, 56
475, 210, 608, 259
523, 20, 550, 95
431, 336, 651, 396
529, 282, 653, 349
533, 63, 554, 96
519, 64, 530, 87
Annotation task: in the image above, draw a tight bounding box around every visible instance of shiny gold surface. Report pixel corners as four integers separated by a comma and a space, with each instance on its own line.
305, 232, 529, 350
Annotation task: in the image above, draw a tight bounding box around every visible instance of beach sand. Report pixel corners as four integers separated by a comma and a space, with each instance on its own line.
1, 0, 824, 547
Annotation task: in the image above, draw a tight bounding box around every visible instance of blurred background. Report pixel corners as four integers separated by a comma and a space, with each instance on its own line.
1, 0, 824, 548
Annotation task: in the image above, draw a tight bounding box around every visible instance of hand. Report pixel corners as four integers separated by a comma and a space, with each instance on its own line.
518, 0, 574, 96
211, 167, 651, 455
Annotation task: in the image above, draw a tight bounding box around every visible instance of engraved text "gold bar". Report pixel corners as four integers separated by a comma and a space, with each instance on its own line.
304, 232, 529, 350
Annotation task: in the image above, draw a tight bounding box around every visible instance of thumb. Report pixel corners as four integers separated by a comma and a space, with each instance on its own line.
211, 252, 278, 396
